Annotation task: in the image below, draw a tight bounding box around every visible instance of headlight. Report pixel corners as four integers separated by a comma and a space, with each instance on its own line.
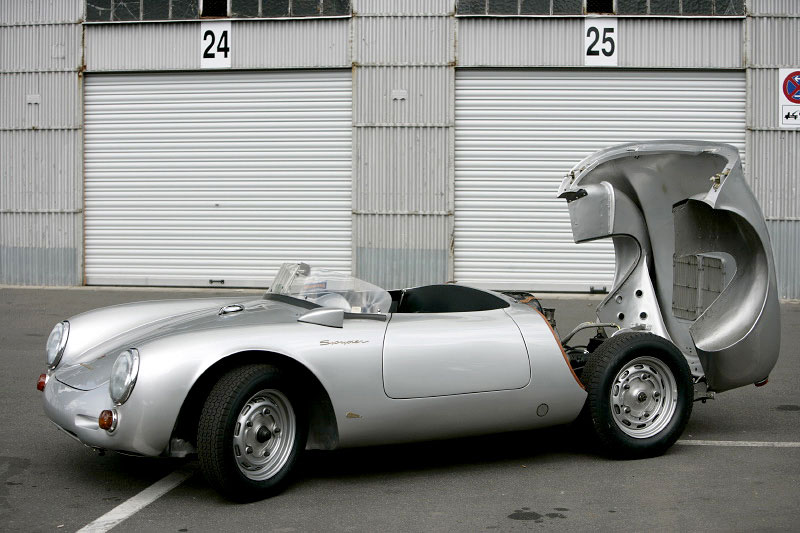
46, 321, 69, 369
109, 349, 140, 405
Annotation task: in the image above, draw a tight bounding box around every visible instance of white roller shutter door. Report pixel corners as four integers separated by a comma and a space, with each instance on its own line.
455, 70, 745, 291
84, 70, 352, 287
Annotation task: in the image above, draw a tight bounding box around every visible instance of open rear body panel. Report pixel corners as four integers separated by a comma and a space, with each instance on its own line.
559, 141, 780, 392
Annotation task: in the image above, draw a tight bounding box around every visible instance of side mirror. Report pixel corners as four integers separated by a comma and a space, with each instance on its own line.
298, 307, 344, 328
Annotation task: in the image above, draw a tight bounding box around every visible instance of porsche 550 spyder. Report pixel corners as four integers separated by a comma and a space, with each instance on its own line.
39, 141, 780, 501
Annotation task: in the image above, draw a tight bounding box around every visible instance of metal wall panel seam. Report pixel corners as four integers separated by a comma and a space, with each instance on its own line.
765, 220, 800, 299
454, 15, 745, 19
354, 123, 453, 127
0, 209, 83, 213
349, 12, 456, 285
352, 0, 453, 16
0, 22, 83, 28
747, 16, 800, 66
619, 18, 743, 68
353, 63, 455, 66
749, 0, 800, 15
745, 70, 752, 188
1, 212, 81, 285
84, 19, 350, 71
0, 24, 83, 72
352, 126, 450, 213
83, 16, 352, 25
0, 71, 82, 128
457, 17, 743, 68
355, 14, 453, 18
80, 19, 86, 285
0, 130, 83, 211
353, 15, 454, 65
747, 130, 799, 219
353, 211, 453, 215
448, 10, 457, 280
352, 214, 450, 288
353, 65, 453, 124
349, 11, 355, 274
0, 0, 82, 26
234, 19, 350, 68
0, 70, 82, 74
744, 1, 750, 68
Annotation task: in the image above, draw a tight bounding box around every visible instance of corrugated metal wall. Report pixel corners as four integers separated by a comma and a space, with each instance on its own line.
749, 0, 798, 15
5, 0, 797, 297
748, 0, 800, 299
85, 19, 350, 71
0, 0, 83, 285
0, 1, 82, 25
457, 17, 744, 68
351, 0, 454, 288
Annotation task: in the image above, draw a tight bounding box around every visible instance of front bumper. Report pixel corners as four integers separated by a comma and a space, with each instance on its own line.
42, 377, 166, 456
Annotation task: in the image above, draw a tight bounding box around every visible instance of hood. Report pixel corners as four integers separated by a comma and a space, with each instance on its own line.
55, 296, 306, 391
558, 140, 780, 392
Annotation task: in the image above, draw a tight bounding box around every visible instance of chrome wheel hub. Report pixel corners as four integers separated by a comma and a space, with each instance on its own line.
610, 356, 678, 439
233, 389, 296, 481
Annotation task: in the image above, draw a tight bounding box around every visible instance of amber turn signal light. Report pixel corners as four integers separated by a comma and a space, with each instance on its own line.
37, 373, 47, 391
98, 409, 117, 431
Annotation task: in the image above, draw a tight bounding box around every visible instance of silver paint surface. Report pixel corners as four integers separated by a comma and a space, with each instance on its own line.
559, 140, 781, 392
383, 309, 531, 398
43, 289, 586, 456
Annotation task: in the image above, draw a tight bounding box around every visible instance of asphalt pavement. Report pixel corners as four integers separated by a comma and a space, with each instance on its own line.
1, 287, 798, 532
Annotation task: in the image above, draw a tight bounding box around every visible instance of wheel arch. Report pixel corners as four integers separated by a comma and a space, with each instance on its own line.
171, 350, 339, 452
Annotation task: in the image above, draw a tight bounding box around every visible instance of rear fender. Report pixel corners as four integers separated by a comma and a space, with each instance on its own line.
559, 141, 780, 392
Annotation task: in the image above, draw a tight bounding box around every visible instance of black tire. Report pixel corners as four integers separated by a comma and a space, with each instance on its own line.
197, 364, 306, 501
580, 332, 693, 458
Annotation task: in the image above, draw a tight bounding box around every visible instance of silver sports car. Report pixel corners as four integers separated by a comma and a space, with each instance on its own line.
39, 141, 780, 501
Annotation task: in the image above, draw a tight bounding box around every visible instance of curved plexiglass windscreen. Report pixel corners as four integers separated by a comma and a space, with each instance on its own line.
267, 263, 392, 314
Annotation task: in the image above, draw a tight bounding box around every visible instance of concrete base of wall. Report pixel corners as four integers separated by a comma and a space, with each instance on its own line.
0, 247, 80, 286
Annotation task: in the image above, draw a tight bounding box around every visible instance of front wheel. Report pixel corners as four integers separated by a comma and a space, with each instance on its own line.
580, 333, 693, 458
197, 364, 306, 501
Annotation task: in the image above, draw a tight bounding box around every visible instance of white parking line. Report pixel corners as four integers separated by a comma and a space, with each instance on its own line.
76, 468, 193, 533
677, 439, 800, 448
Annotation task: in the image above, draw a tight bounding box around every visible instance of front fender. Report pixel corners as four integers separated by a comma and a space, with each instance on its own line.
59, 297, 246, 368
116, 318, 387, 455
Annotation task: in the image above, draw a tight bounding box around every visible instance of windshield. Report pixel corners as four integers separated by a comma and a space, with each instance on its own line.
267, 263, 392, 314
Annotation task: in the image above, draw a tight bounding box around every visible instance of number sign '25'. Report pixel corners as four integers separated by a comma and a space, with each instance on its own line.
201, 21, 231, 69
585, 18, 618, 67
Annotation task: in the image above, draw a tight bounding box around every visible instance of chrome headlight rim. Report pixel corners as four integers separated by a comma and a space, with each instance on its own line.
46, 321, 70, 370
109, 348, 140, 406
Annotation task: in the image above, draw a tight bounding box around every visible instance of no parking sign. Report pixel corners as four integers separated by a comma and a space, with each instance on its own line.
779, 69, 800, 129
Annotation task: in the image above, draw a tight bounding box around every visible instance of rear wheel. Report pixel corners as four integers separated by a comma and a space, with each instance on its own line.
197, 364, 306, 501
581, 333, 693, 458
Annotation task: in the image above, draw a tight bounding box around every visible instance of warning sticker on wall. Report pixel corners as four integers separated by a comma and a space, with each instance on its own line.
779, 69, 800, 129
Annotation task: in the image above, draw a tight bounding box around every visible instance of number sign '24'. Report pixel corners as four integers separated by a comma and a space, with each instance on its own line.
585, 18, 618, 67
201, 21, 231, 69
